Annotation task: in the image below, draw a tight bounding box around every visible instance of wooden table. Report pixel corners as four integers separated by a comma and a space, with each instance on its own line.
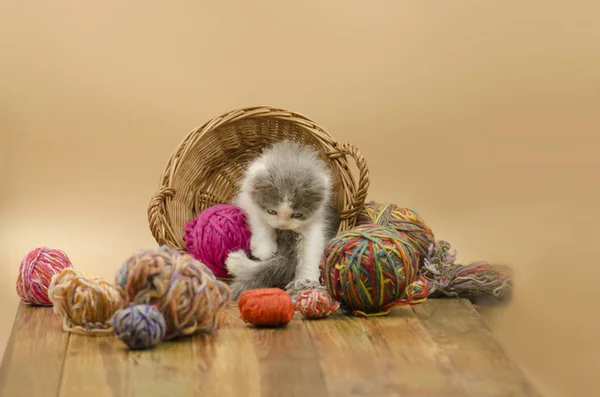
0, 298, 541, 397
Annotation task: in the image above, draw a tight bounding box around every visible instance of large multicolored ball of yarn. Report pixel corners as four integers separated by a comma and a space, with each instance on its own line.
356, 201, 435, 259
115, 245, 231, 340
48, 268, 124, 335
16, 247, 73, 306
320, 224, 429, 317
183, 204, 251, 279
110, 304, 166, 350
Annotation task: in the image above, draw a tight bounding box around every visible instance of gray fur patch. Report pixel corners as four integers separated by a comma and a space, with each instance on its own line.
230, 229, 299, 300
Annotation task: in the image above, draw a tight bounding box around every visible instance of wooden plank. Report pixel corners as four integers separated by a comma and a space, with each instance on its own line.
193, 305, 261, 397
412, 298, 543, 397
1, 298, 542, 397
0, 303, 69, 397
303, 310, 404, 397
360, 305, 467, 396
193, 304, 327, 397
126, 337, 196, 397
58, 334, 129, 396
59, 327, 195, 396
246, 310, 326, 397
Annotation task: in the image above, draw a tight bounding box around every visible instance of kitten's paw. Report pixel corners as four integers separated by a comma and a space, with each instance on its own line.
250, 237, 277, 260
293, 268, 321, 284
225, 250, 250, 276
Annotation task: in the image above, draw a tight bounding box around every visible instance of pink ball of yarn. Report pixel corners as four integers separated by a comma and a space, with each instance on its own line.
183, 204, 251, 278
16, 247, 73, 306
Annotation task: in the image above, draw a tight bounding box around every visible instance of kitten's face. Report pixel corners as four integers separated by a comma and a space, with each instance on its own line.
250, 168, 328, 230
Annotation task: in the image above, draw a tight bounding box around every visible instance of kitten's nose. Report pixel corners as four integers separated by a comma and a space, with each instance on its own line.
277, 219, 289, 228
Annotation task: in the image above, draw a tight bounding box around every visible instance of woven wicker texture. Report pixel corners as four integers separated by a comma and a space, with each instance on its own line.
148, 106, 370, 251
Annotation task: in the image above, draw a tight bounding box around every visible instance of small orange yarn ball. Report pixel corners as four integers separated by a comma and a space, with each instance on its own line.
238, 288, 295, 327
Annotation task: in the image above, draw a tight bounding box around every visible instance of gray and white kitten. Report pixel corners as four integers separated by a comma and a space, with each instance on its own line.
225, 140, 340, 299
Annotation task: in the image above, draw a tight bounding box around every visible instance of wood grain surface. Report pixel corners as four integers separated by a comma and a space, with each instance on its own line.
0, 299, 542, 397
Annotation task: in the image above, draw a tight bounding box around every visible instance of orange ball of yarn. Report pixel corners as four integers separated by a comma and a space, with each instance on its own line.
238, 288, 295, 327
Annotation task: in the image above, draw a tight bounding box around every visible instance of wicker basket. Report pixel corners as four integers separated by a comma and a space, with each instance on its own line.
147, 106, 370, 254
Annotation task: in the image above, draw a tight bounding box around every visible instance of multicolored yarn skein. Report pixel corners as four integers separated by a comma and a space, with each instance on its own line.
420, 240, 512, 304
285, 279, 340, 319
356, 201, 435, 261
238, 288, 295, 327
110, 304, 166, 350
321, 224, 429, 317
295, 289, 340, 319
48, 268, 124, 335
183, 204, 251, 279
16, 247, 73, 306
115, 245, 231, 340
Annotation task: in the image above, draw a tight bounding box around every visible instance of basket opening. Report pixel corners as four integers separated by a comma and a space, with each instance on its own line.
165, 118, 347, 247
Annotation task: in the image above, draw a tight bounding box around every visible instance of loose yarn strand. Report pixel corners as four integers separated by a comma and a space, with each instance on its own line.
420, 240, 512, 303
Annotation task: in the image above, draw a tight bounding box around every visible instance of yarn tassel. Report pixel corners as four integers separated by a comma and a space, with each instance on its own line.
419, 240, 512, 304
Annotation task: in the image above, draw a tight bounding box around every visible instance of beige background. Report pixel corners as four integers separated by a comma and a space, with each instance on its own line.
1, 1, 599, 396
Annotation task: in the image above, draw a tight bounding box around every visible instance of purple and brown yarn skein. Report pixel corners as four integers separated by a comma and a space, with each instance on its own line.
115, 245, 231, 340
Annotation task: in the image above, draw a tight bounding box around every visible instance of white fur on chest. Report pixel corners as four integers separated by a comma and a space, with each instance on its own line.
293, 212, 327, 281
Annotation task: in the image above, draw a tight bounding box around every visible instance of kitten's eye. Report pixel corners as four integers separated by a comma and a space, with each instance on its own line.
291, 213, 303, 219
267, 210, 277, 215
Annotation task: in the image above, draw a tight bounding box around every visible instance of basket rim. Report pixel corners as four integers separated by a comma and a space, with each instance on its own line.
160, 106, 340, 186
148, 105, 370, 251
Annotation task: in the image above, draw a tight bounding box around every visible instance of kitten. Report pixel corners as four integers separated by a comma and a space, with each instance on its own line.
226, 140, 340, 299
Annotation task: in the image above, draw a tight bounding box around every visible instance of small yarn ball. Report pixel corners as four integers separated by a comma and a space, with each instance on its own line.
110, 304, 166, 350
295, 288, 340, 319
284, 278, 324, 303
48, 268, 124, 335
320, 224, 429, 317
238, 288, 295, 327
16, 247, 73, 306
115, 245, 231, 340
357, 201, 435, 259
183, 204, 251, 278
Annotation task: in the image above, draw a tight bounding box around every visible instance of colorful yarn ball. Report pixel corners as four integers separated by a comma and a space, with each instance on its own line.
115, 245, 231, 340
357, 201, 435, 259
110, 304, 166, 350
48, 268, 124, 335
295, 288, 340, 319
16, 247, 73, 306
320, 224, 429, 317
183, 204, 251, 278
238, 288, 295, 327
